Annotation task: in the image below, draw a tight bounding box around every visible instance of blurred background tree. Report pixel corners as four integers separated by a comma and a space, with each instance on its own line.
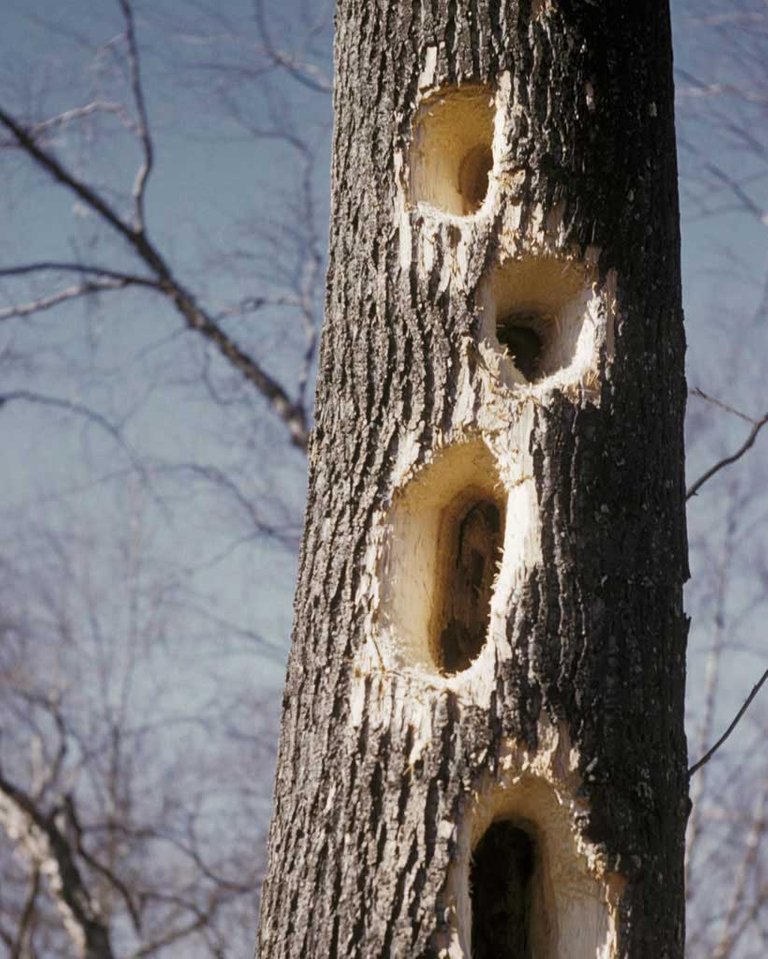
0, 0, 765, 955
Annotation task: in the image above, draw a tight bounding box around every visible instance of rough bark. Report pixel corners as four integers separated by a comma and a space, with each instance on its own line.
258, 2, 688, 957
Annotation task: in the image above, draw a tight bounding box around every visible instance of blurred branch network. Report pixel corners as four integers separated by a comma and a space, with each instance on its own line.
0, 0, 331, 955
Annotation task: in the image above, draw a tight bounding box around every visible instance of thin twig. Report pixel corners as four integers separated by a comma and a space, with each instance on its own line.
117, 0, 154, 230
0, 278, 143, 321
689, 668, 768, 777
254, 0, 332, 94
689, 387, 755, 425
0, 261, 158, 286
704, 160, 768, 224
31, 100, 136, 136
0, 390, 150, 486
12, 867, 41, 959
686, 413, 768, 500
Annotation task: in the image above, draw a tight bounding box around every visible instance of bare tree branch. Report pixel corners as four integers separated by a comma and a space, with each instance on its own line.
0, 390, 150, 485
0, 770, 115, 959
64, 795, 142, 936
703, 159, 768, 224
689, 667, 768, 777
11, 867, 41, 959
0, 262, 158, 286
117, 0, 154, 231
686, 412, 768, 500
29, 101, 137, 138
20, 691, 69, 803
0, 278, 147, 322
128, 907, 214, 959
158, 461, 298, 546
0, 107, 139, 246
689, 387, 756, 425
0, 105, 310, 449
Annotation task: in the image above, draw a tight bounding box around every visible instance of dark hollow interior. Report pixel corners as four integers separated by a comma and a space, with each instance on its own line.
496, 314, 544, 381
438, 499, 501, 674
458, 144, 493, 214
471, 821, 535, 959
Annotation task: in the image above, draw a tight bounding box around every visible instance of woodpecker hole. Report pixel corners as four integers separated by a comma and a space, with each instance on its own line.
496, 314, 545, 382
380, 441, 506, 676
434, 497, 503, 674
410, 87, 495, 216
480, 257, 599, 387
471, 821, 536, 959
446, 778, 623, 959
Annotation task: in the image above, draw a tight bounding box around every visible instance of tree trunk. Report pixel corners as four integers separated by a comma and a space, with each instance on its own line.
257, 2, 688, 957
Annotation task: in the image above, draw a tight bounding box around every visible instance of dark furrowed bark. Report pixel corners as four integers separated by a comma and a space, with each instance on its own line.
258, 2, 687, 956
